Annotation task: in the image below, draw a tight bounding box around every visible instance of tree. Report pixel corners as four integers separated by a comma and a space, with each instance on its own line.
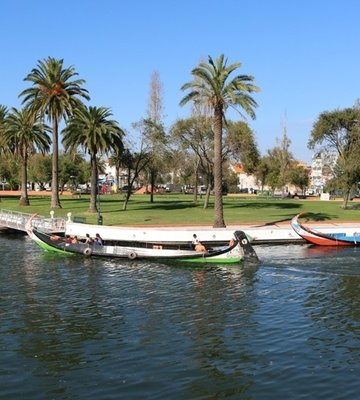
0, 155, 19, 189
180, 54, 259, 227
119, 148, 152, 210
170, 116, 214, 207
144, 71, 167, 203
108, 146, 124, 192
142, 118, 166, 201
289, 164, 310, 195
225, 120, 260, 174
0, 107, 17, 192
0, 105, 7, 134
58, 152, 88, 193
20, 57, 90, 209
28, 153, 52, 190
254, 157, 271, 193
265, 144, 293, 196
274, 128, 293, 195
309, 107, 360, 208
3, 108, 51, 205
62, 105, 124, 213
0, 106, 8, 175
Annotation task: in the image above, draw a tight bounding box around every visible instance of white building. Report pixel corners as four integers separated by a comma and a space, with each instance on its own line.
310, 152, 337, 193
232, 164, 260, 192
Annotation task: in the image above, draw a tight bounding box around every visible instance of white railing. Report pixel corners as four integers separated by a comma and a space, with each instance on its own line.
0, 209, 66, 232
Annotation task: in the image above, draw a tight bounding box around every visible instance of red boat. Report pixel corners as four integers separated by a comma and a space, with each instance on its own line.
291, 213, 360, 246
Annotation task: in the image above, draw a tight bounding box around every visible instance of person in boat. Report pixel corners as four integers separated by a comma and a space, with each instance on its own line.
85, 233, 94, 244
192, 234, 200, 249
192, 233, 207, 252
94, 233, 103, 246
71, 235, 79, 244
64, 235, 72, 244
195, 242, 207, 252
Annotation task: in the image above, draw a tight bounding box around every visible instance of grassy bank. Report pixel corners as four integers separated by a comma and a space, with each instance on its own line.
0, 193, 360, 226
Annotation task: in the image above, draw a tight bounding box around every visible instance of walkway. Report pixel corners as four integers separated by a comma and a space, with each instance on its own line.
0, 209, 66, 233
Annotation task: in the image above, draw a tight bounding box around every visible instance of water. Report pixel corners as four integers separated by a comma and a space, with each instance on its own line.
1, 234, 360, 400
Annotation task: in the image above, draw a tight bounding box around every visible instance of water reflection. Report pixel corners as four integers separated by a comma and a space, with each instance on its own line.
2, 236, 360, 399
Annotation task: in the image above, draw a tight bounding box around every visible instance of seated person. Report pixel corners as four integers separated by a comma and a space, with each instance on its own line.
195, 242, 207, 252
85, 233, 94, 244
192, 234, 200, 249
71, 235, 79, 244
94, 233, 103, 245
64, 235, 72, 244
228, 238, 235, 247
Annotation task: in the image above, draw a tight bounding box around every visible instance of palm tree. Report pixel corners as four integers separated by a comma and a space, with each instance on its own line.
0, 105, 7, 124
0, 105, 8, 145
0, 106, 9, 195
62, 105, 124, 213
109, 147, 125, 191
20, 57, 90, 209
3, 108, 51, 205
180, 54, 259, 227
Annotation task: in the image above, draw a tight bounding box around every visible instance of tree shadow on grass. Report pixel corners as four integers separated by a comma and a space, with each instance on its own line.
118, 200, 199, 212
60, 198, 307, 215
251, 211, 338, 227
349, 203, 360, 210
253, 217, 297, 227
298, 212, 339, 222
225, 201, 301, 210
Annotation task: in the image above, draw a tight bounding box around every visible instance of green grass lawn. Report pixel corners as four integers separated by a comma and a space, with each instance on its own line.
1, 193, 360, 226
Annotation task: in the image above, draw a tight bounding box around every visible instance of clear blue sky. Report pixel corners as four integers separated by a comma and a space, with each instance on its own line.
2, 0, 360, 164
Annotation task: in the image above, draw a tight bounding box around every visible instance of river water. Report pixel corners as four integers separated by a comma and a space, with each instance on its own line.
1, 233, 360, 400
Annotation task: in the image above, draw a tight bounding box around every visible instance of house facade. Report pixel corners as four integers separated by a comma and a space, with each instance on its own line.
309, 152, 337, 193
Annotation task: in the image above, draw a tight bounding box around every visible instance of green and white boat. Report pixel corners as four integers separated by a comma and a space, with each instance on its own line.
27, 227, 258, 264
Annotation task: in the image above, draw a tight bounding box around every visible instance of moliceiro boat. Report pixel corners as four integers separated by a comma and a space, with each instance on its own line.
64, 220, 248, 248
291, 213, 360, 246
28, 227, 259, 264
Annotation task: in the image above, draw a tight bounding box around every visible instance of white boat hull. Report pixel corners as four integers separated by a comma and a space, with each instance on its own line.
65, 221, 360, 245
65, 222, 243, 245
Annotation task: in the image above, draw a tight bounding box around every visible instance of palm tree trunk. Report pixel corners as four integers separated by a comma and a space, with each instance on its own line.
19, 150, 29, 206
116, 165, 120, 193
51, 119, 61, 208
89, 154, 98, 213
213, 106, 226, 228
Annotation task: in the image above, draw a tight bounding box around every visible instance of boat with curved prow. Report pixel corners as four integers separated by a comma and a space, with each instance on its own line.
291, 213, 360, 246
27, 226, 259, 264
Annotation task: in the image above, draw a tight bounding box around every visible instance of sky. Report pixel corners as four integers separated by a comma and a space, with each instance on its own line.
2, 0, 360, 164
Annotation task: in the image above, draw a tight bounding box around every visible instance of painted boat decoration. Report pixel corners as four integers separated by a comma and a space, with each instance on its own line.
27, 226, 259, 264
291, 213, 360, 246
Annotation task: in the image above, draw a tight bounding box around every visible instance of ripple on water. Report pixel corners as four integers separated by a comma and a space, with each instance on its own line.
2, 235, 360, 399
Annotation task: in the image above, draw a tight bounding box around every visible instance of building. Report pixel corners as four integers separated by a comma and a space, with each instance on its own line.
310, 152, 337, 193
231, 164, 260, 192
231, 160, 311, 195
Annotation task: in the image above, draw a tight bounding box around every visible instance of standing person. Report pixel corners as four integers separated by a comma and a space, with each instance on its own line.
95, 233, 103, 246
